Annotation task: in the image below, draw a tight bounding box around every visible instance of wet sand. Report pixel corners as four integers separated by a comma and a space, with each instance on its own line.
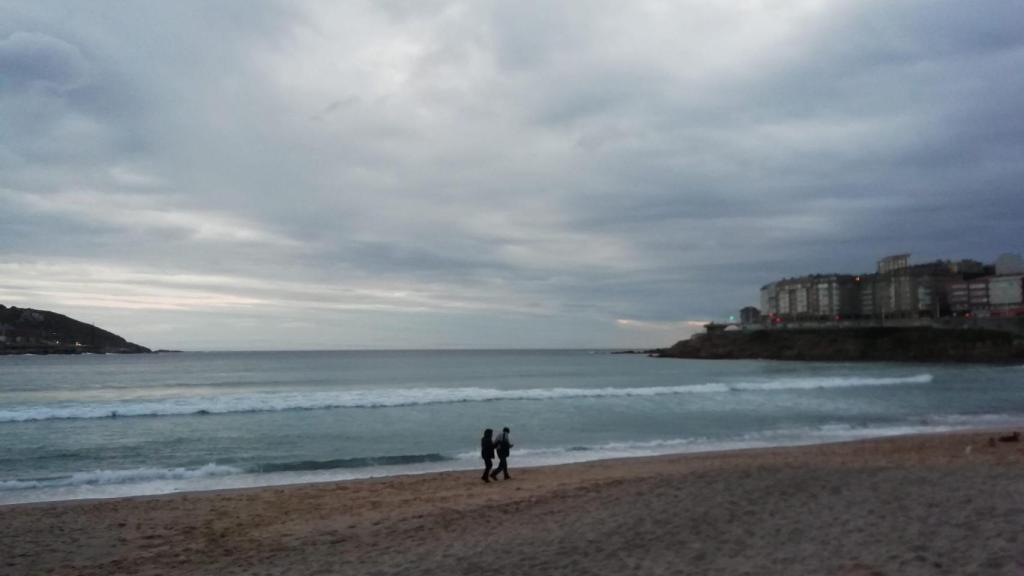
3, 430, 1023, 575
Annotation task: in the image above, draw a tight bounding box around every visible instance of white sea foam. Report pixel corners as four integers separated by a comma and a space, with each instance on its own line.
3, 412, 1017, 505
731, 373, 932, 390
452, 421, 964, 467
916, 413, 1024, 427
0, 463, 242, 491
458, 416, 998, 468
0, 374, 935, 422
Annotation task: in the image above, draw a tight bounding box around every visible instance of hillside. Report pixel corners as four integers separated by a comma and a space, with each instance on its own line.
657, 327, 1024, 363
0, 305, 150, 355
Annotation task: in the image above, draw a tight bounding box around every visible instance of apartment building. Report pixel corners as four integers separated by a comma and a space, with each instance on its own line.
757, 253, 1018, 323
760, 274, 859, 319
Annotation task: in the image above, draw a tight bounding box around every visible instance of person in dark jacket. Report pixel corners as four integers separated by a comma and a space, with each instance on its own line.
480, 428, 495, 482
490, 426, 513, 480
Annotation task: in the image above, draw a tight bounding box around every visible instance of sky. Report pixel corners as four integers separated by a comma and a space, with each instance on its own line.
1, 0, 1022, 350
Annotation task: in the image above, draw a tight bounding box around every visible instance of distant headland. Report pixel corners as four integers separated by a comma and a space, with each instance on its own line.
0, 304, 150, 355
658, 251, 1024, 363
656, 326, 1024, 363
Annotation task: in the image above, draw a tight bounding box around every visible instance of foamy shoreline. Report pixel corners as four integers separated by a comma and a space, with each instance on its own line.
0, 372, 938, 423
4, 428, 1023, 575
5, 417, 1013, 505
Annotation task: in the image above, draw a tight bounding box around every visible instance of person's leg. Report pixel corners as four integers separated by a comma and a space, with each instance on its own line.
492, 456, 506, 479
482, 458, 492, 481
501, 456, 510, 479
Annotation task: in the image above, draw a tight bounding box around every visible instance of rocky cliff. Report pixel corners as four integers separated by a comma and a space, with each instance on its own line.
657, 327, 1024, 363
0, 305, 150, 354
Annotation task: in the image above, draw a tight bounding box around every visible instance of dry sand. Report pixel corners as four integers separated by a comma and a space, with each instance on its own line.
3, 430, 1024, 576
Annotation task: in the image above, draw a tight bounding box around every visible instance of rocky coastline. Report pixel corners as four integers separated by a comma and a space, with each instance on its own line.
656, 326, 1024, 363
0, 305, 150, 355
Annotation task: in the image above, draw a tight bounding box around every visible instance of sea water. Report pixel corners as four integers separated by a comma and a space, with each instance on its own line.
1, 350, 1022, 504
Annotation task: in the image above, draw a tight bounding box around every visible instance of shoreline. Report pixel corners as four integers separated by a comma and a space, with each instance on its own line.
4, 428, 1023, 575
3, 418, 1005, 507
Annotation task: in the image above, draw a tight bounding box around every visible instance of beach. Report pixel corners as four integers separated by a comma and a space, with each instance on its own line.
3, 429, 1023, 576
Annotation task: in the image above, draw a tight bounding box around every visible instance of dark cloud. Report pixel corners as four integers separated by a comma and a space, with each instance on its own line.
0, 31, 89, 91
1, 0, 1022, 349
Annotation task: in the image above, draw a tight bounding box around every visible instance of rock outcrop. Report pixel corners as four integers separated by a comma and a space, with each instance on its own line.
656, 327, 1024, 363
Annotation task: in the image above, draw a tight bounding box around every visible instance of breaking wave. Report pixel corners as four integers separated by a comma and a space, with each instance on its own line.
253, 453, 450, 473
0, 374, 933, 423
0, 454, 452, 492
0, 463, 242, 491
4, 412, 1015, 502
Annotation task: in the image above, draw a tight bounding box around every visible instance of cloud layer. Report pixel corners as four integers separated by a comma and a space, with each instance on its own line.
2, 0, 1022, 349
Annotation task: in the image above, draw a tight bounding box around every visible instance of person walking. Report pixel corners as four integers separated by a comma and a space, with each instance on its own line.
490, 426, 513, 480
480, 428, 495, 482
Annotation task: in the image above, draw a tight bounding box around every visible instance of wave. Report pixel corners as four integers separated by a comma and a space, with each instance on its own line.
0, 453, 452, 492
456, 415, 1005, 466
253, 453, 450, 473
732, 373, 932, 391
0, 463, 242, 491
0, 373, 934, 423
915, 413, 1024, 427
3, 413, 1015, 501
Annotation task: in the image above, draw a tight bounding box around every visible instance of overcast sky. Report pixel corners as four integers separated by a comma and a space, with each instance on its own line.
1, 1, 1022, 350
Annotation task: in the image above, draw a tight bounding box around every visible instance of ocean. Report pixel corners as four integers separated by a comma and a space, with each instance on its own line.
1, 350, 1022, 504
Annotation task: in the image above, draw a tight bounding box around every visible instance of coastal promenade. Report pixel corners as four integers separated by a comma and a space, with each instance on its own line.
3, 430, 1022, 575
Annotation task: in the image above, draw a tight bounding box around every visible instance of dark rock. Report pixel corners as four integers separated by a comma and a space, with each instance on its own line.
656, 327, 1024, 364
0, 304, 150, 355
